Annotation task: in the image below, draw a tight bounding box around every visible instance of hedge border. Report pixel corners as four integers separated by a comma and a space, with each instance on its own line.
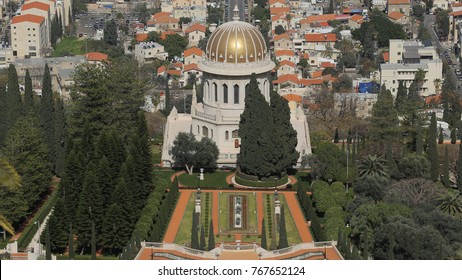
235, 174, 289, 188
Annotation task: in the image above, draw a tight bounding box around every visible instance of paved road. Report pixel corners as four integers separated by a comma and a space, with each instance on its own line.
424, 14, 462, 90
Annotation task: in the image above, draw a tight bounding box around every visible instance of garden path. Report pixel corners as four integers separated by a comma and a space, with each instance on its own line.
212, 191, 219, 235
163, 190, 193, 243
256, 192, 264, 234
283, 192, 313, 243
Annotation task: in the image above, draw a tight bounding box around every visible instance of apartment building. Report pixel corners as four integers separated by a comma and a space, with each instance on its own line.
20, 1, 51, 45
134, 42, 169, 63
11, 14, 47, 58
380, 39, 442, 96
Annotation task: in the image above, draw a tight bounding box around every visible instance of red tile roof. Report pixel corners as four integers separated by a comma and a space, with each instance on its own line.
321, 61, 335, 68
185, 23, 206, 33
168, 69, 181, 77
300, 14, 336, 24
425, 95, 442, 105
270, 7, 290, 15
453, 3, 462, 7
184, 47, 203, 57
21, 1, 50, 12
269, 0, 287, 5
300, 78, 323, 86
275, 74, 299, 84
157, 65, 166, 75
271, 13, 287, 22
383, 52, 389, 62
184, 63, 200, 71
152, 12, 171, 20
304, 33, 337, 42
84, 52, 108, 62
274, 34, 291, 41
275, 50, 294, 57
388, 11, 405, 20
350, 14, 363, 23
311, 71, 323, 79
279, 60, 296, 68
135, 33, 148, 42
450, 10, 462, 17
11, 14, 45, 24
161, 31, 176, 40
282, 94, 302, 103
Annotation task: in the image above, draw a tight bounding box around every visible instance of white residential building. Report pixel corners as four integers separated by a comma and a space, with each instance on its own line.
134, 42, 169, 63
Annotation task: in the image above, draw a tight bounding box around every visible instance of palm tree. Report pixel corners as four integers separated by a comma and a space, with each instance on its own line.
336, 38, 354, 55
433, 78, 441, 95
437, 191, 462, 220
358, 155, 389, 178
321, 46, 334, 59
0, 157, 22, 236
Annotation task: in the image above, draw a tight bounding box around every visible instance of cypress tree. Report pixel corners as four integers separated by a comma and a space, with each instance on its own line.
443, 145, 450, 187
457, 144, 462, 193
334, 128, 339, 143
337, 227, 343, 255
97, 156, 113, 205
91, 221, 96, 260
438, 126, 444, 144
416, 117, 423, 155
239, 73, 274, 178
370, 85, 399, 144
69, 223, 74, 260
261, 218, 267, 250
395, 80, 407, 113
45, 223, 51, 260
270, 91, 298, 175
458, 125, 462, 143
451, 128, 457, 144
6, 64, 23, 131
328, 0, 334, 13
40, 64, 56, 170
54, 96, 67, 176
24, 70, 34, 113
347, 129, 352, 144
0, 86, 7, 144
75, 162, 104, 252
165, 77, 171, 114
342, 139, 345, 151
278, 206, 289, 249
200, 225, 206, 250
48, 198, 69, 253
207, 219, 215, 251
190, 210, 199, 249
101, 202, 130, 255
428, 112, 439, 181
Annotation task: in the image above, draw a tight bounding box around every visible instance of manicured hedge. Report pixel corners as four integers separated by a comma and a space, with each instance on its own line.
17, 185, 61, 250
235, 174, 288, 188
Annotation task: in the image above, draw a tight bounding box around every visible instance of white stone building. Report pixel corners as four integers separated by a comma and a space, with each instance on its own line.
161, 13, 311, 167
134, 42, 169, 63
380, 39, 442, 96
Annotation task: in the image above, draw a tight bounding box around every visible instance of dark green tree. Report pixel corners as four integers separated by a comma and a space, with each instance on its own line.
438, 126, 444, 144
45, 223, 51, 260
451, 128, 457, 144
161, 34, 188, 60
24, 70, 34, 113
164, 77, 171, 115
261, 218, 267, 250
0, 86, 7, 144
91, 221, 96, 260
270, 92, 299, 175
239, 73, 274, 178
334, 128, 339, 143
278, 206, 289, 249
443, 145, 450, 187
274, 25, 286, 35
395, 81, 407, 113
428, 112, 439, 181
208, 219, 215, 251
370, 85, 399, 145
328, 0, 334, 13
69, 224, 74, 260
104, 19, 118, 46
6, 64, 23, 132
200, 225, 206, 250
40, 64, 56, 170
190, 210, 199, 249
457, 144, 462, 193
54, 96, 66, 176
75, 162, 104, 252
416, 117, 423, 155
47, 198, 69, 253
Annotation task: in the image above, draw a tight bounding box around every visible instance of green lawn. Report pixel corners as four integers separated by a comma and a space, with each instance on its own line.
178, 172, 230, 188
151, 144, 162, 165
154, 170, 175, 189
173, 193, 195, 246
51, 37, 86, 57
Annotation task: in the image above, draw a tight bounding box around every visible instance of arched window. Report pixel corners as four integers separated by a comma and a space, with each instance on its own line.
232, 129, 239, 138
202, 126, 208, 137
234, 85, 239, 104
205, 81, 209, 101
214, 83, 218, 102
223, 84, 228, 103
211, 129, 214, 138
197, 125, 200, 134
225, 131, 229, 140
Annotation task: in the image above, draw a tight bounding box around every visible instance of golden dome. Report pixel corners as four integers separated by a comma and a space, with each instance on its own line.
206, 21, 268, 64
